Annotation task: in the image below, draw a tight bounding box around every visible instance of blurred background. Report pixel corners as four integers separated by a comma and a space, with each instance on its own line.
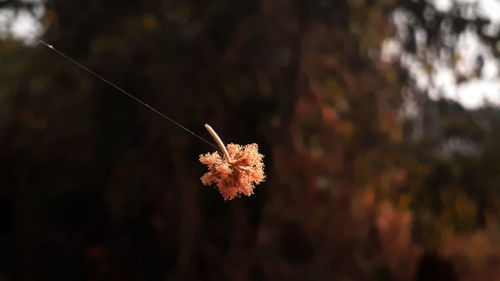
1, 0, 500, 280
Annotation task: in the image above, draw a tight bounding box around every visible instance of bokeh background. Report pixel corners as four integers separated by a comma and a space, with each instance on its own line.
1, 0, 500, 280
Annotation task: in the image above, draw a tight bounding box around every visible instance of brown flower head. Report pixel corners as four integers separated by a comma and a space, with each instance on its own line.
199, 124, 265, 200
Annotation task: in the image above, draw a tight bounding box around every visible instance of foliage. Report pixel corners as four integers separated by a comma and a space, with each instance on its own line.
0, 0, 499, 280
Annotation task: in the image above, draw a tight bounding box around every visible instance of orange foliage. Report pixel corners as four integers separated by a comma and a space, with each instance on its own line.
200, 143, 265, 200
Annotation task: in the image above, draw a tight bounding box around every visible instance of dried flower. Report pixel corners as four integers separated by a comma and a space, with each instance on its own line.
199, 124, 265, 200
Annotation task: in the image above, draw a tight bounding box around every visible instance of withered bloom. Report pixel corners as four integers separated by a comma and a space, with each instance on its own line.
199, 124, 265, 200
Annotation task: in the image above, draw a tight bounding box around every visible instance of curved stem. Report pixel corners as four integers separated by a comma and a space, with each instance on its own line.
205, 124, 232, 163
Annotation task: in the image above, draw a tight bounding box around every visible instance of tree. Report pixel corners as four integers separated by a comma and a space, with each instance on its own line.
0, 0, 499, 280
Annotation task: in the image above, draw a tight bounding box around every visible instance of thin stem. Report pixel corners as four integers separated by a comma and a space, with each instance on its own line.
205, 124, 232, 163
